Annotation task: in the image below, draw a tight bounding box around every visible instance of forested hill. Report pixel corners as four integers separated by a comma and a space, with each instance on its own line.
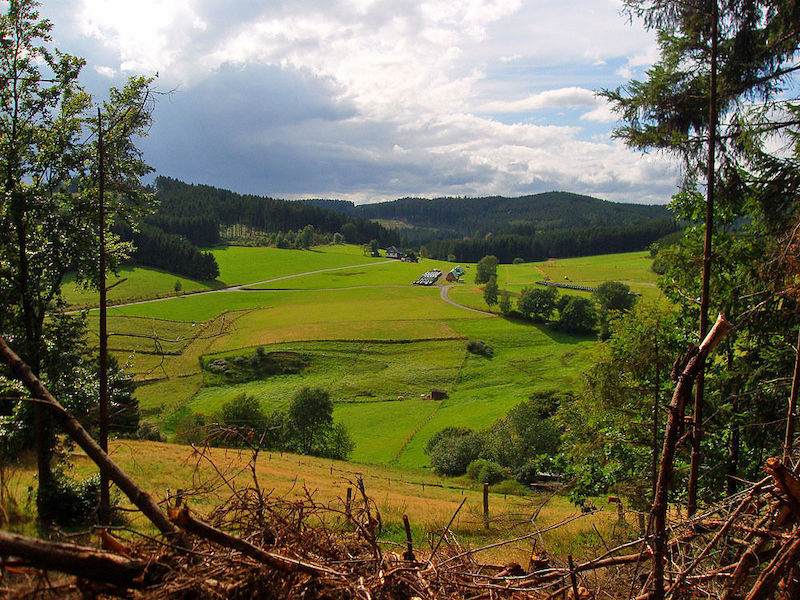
304, 192, 673, 239
153, 177, 399, 247
143, 178, 677, 268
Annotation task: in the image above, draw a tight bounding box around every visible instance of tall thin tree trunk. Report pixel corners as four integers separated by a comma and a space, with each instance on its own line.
652, 323, 660, 500
97, 109, 110, 524
725, 346, 739, 497
5, 32, 53, 508
688, 0, 719, 517
784, 328, 800, 460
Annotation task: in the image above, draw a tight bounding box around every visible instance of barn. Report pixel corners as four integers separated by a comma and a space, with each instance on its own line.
445, 266, 465, 282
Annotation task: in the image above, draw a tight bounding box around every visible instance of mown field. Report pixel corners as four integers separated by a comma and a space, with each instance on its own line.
76, 244, 658, 469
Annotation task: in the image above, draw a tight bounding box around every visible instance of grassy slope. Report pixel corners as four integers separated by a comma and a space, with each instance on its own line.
84, 245, 656, 468
8, 440, 623, 561
62, 244, 384, 309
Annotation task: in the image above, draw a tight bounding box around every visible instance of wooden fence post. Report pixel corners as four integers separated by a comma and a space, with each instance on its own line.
483, 483, 490, 530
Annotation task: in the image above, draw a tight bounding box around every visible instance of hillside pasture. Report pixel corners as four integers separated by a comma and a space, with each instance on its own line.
244, 257, 454, 290
7, 440, 622, 562
61, 266, 223, 309
61, 244, 388, 309
498, 251, 659, 299
81, 246, 656, 466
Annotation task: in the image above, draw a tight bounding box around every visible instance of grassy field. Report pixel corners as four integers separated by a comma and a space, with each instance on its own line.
61, 244, 388, 309
5, 441, 631, 562
500, 251, 660, 298
76, 244, 657, 469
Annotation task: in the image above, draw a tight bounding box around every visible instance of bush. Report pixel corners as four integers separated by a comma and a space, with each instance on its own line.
37, 470, 105, 526
513, 257, 525, 264
514, 460, 540, 486
556, 296, 597, 334
429, 431, 484, 476
286, 388, 354, 459
466, 459, 505, 484
174, 412, 208, 445
135, 421, 166, 442
425, 426, 473, 455
498, 291, 512, 315
466, 340, 494, 358
214, 394, 268, 446
518, 286, 558, 322
492, 479, 529, 496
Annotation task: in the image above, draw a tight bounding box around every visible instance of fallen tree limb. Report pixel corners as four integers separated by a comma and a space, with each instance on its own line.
745, 536, 800, 600
722, 504, 792, 600
649, 313, 731, 600
0, 335, 179, 538
0, 530, 153, 587
168, 506, 344, 578
667, 479, 767, 595
765, 458, 800, 515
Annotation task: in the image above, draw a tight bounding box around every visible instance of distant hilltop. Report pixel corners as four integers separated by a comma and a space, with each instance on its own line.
151, 177, 678, 263
301, 192, 673, 241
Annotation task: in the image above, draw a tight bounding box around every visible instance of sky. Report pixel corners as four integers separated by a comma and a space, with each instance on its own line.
43, 0, 681, 205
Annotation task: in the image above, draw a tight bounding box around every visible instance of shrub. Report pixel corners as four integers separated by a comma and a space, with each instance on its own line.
425, 426, 473, 455
518, 286, 558, 322
174, 412, 208, 445
286, 388, 354, 459
466, 340, 494, 358
556, 296, 597, 334
466, 458, 506, 484
492, 479, 529, 496
214, 394, 268, 446
498, 291, 512, 315
429, 431, 484, 476
514, 460, 540, 486
37, 469, 107, 526
135, 421, 166, 442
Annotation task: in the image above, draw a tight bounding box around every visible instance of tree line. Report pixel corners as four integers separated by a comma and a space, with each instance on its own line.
115, 222, 220, 280
424, 219, 679, 263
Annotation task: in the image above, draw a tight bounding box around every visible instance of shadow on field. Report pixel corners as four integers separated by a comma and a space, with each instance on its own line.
498, 312, 597, 345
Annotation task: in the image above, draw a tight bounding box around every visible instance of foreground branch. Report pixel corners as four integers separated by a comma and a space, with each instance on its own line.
0, 530, 153, 587
649, 313, 731, 600
168, 506, 344, 578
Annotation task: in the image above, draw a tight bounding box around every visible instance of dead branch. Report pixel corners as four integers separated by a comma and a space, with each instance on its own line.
649, 313, 731, 600
0, 530, 156, 587
168, 505, 344, 578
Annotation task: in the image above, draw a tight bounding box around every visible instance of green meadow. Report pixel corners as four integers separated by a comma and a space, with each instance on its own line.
62, 244, 388, 308
82, 244, 657, 469
499, 251, 660, 298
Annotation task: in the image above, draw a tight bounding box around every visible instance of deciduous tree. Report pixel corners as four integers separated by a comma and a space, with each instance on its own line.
0, 0, 156, 516
474, 255, 498, 284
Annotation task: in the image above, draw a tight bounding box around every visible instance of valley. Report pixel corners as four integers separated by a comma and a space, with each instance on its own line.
65, 244, 658, 469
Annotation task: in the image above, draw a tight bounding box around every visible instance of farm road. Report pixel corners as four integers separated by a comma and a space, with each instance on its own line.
439, 285, 496, 316
74, 259, 495, 317
73, 260, 395, 313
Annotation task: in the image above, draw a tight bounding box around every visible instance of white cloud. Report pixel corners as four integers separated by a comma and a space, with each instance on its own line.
93, 65, 116, 78
482, 87, 599, 113
580, 99, 617, 123
47, 0, 673, 204
617, 43, 659, 78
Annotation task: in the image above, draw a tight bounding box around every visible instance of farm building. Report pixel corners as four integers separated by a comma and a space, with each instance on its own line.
445, 266, 465, 282
430, 388, 447, 400
385, 246, 404, 259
